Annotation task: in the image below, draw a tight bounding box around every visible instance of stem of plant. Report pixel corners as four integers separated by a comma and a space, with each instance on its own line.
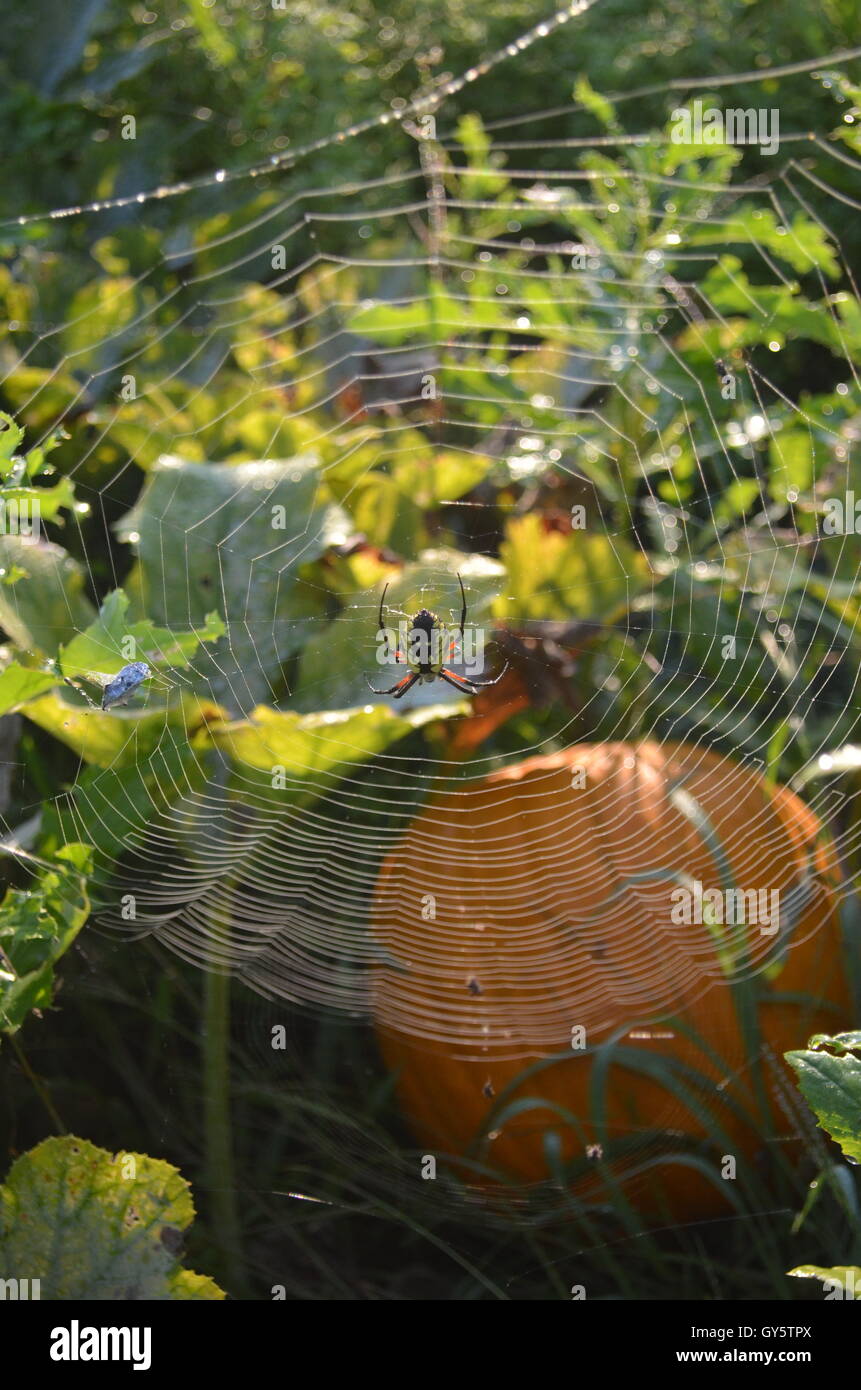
11, 1034, 66, 1134
201, 753, 247, 1295
203, 957, 246, 1295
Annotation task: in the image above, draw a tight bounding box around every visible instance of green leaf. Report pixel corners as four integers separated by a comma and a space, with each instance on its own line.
691, 209, 840, 278
689, 259, 844, 352
60, 277, 140, 371
19, 690, 214, 769
713, 478, 763, 525
115, 454, 345, 711
574, 77, 617, 130
40, 724, 213, 877
0, 843, 91, 1034
786, 1044, 861, 1164
495, 515, 651, 622
0, 369, 80, 432
0, 412, 25, 472
292, 606, 391, 712
185, 0, 236, 66
65, 38, 162, 97
768, 430, 814, 504
22, 428, 70, 480
58, 587, 226, 684
0, 565, 28, 587
0, 663, 60, 715
0, 1136, 225, 1299
210, 702, 458, 783
834, 293, 861, 361
347, 291, 456, 345
808, 1030, 861, 1055
0, 536, 96, 655
391, 447, 492, 508
454, 113, 509, 199
660, 126, 739, 177
338, 472, 424, 552
347, 285, 509, 345
0, 477, 76, 525
788, 1265, 861, 1297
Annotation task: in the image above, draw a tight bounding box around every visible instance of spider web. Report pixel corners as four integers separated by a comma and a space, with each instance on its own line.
2, 3, 861, 1221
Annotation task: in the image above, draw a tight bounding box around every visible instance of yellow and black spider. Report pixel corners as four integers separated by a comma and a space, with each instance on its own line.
367, 572, 508, 698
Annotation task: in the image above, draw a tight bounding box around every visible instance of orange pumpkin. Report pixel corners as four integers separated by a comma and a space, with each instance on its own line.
372, 742, 852, 1220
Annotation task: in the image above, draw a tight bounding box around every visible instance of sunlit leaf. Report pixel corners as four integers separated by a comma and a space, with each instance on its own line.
495, 515, 652, 621
59, 588, 225, 683
768, 429, 814, 503
788, 1265, 861, 1298
0, 1136, 225, 1299
0, 412, 24, 471
0, 536, 96, 655
786, 1039, 861, 1164
0, 842, 90, 1034
115, 454, 347, 711
0, 662, 60, 715
208, 702, 459, 782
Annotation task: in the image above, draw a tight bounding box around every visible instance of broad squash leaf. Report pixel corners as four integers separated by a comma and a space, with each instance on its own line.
0, 536, 95, 655
115, 454, 347, 712
0, 1136, 224, 1300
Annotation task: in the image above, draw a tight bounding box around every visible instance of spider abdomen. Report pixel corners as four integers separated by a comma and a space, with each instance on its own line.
410, 608, 439, 634
407, 609, 443, 672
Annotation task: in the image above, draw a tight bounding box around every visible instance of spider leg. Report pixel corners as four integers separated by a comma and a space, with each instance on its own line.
390, 671, 420, 698
460, 659, 510, 687
378, 582, 389, 636
366, 671, 420, 697
439, 669, 477, 693
455, 571, 466, 645
442, 571, 468, 666
376, 582, 411, 666
440, 658, 510, 692
377, 584, 414, 652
